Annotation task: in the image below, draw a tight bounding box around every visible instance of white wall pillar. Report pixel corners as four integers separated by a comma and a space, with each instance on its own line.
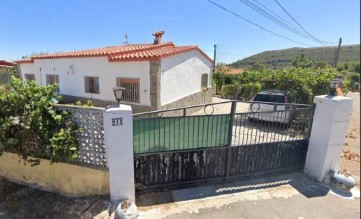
104, 104, 135, 203
304, 95, 353, 182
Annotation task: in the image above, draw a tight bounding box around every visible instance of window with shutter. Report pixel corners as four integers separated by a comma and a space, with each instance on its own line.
46, 74, 60, 92
201, 73, 208, 88
84, 77, 100, 94
24, 74, 35, 81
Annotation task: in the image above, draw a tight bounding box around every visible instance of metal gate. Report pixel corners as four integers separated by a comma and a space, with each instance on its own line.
133, 101, 314, 190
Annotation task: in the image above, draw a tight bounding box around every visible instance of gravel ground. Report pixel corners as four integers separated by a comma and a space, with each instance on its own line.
340, 92, 360, 188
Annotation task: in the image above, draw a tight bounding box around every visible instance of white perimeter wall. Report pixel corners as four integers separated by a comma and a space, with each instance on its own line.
19, 57, 151, 106
160, 50, 212, 106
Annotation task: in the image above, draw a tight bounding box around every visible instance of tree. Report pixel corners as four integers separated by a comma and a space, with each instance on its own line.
292, 54, 312, 68
314, 61, 328, 68
249, 63, 265, 71
351, 63, 360, 73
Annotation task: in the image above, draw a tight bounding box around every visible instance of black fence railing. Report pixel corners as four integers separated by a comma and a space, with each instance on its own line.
133, 101, 314, 189
133, 101, 314, 155
231, 108, 313, 146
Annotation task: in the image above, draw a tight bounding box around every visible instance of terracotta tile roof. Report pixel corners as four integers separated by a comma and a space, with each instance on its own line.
0, 60, 16, 67
16, 42, 213, 63
229, 68, 243, 75
108, 45, 206, 61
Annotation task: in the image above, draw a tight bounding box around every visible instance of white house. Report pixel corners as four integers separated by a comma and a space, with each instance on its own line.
16, 31, 213, 113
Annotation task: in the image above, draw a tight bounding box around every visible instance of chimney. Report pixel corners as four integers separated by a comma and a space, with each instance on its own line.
153, 31, 165, 45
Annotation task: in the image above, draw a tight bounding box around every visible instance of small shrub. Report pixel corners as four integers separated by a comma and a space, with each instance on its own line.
222, 84, 241, 99
86, 100, 93, 107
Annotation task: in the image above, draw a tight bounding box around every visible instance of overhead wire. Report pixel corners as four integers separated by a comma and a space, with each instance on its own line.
252, 0, 304, 32
238, 0, 318, 43
273, 0, 336, 45
207, 0, 311, 46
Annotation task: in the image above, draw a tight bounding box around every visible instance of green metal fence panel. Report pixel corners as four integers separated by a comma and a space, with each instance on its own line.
133, 115, 230, 154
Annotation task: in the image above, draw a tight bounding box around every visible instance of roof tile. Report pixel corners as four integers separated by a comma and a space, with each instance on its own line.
16, 42, 213, 63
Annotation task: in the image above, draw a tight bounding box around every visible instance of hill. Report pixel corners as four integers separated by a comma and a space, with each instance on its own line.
230, 44, 360, 69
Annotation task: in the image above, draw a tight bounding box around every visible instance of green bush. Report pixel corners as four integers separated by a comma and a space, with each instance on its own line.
343, 73, 360, 92
212, 65, 348, 103
86, 100, 93, 107
0, 77, 80, 164
213, 73, 238, 95
239, 82, 262, 100
237, 67, 337, 103
222, 84, 241, 98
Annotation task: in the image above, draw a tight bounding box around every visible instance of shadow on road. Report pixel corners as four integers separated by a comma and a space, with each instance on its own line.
136, 171, 330, 207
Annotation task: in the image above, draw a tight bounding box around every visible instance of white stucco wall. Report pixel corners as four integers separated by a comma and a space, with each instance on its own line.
19, 57, 151, 106
160, 50, 212, 106
305, 95, 353, 182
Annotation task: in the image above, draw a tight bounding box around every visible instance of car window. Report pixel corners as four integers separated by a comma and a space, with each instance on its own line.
253, 94, 285, 103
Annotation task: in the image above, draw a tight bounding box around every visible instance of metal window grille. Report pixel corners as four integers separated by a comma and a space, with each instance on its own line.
117, 78, 139, 103
46, 74, 60, 92
24, 74, 35, 81
84, 77, 100, 94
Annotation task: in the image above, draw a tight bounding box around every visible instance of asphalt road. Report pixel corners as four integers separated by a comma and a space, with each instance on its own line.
165, 193, 360, 219
137, 173, 360, 219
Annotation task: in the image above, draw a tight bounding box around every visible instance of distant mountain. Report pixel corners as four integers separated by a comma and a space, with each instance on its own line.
230, 44, 360, 69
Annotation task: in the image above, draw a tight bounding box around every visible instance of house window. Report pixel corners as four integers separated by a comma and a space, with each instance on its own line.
46, 74, 60, 92
24, 74, 35, 81
201, 73, 208, 88
84, 77, 100, 94
117, 78, 139, 103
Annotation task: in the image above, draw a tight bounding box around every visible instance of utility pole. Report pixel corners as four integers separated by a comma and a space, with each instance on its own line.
213, 44, 217, 73
332, 37, 342, 67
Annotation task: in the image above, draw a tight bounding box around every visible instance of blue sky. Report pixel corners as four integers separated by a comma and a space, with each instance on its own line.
0, 0, 360, 64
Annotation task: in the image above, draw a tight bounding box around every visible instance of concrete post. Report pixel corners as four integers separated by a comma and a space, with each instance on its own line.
304, 95, 353, 182
104, 104, 135, 203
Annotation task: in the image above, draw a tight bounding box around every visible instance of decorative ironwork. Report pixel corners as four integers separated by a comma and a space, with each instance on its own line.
203, 105, 215, 115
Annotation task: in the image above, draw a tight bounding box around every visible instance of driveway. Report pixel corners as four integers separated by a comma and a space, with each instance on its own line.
137, 172, 360, 219
192, 97, 309, 145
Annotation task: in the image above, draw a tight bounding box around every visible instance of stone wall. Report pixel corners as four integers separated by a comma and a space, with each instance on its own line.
149, 60, 161, 109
